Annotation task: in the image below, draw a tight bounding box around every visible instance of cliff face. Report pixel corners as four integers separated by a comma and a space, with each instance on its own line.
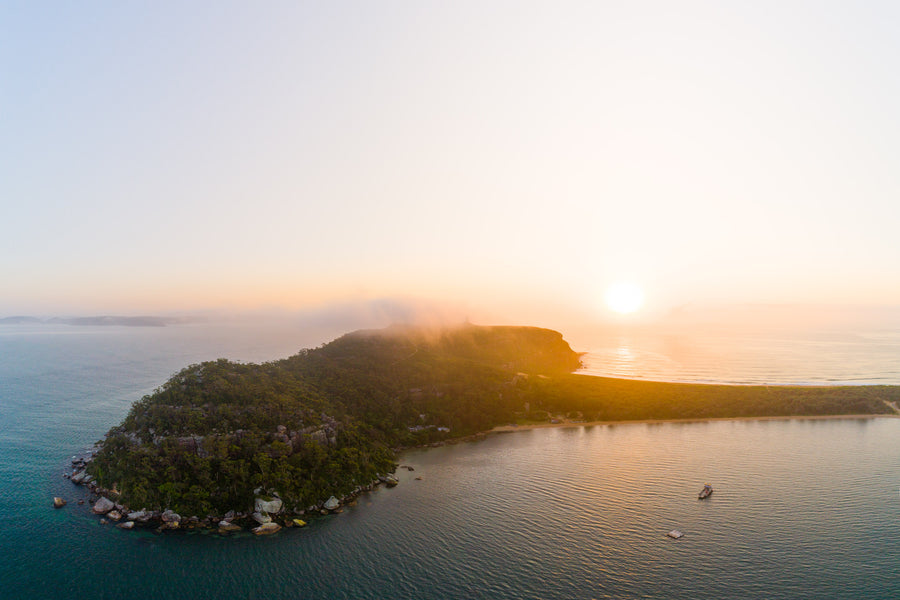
86, 324, 582, 517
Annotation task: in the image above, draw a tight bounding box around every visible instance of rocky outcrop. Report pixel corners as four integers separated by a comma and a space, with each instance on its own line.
127, 510, 152, 522
92, 496, 115, 514
254, 497, 283, 515
251, 511, 272, 525
378, 474, 399, 487
252, 522, 282, 536
161, 509, 180, 523
159, 509, 181, 529
67, 444, 400, 535
218, 521, 242, 533
308, 429, 328, 446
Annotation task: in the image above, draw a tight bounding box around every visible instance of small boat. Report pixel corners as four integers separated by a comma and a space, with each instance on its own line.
292, 519, 307, 527
667, 530, 684, 539
698, 484, 713, 500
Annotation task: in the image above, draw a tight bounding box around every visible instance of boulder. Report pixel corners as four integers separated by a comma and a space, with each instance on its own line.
92, 496, 115, 515
117, 521, 135, 530
53, 497, 67, 509
70, 471, 86, 484
161, 509, 181, 523
251, 512, 272, 525
323, 496, 340, 511
218, 521, 242, 533
106, 510, 123, 522
252, 522, 282, 536
254, 497, 283, 515
127, 510, 151, 522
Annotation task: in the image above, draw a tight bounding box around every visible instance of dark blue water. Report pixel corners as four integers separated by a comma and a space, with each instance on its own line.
3, 323, 900, 599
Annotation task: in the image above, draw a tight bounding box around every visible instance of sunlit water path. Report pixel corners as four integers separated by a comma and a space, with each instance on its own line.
580, 329, 900, 385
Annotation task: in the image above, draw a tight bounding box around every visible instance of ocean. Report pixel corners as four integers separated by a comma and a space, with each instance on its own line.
578, 328, 900, 385
2, 321, 900, 599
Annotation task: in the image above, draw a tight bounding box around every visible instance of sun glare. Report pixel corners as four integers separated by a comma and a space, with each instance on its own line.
605, 282, 644, 314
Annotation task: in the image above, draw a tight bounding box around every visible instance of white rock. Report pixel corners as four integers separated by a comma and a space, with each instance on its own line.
252, 522, 281, 536
251, 511, 272, 525
254, 497, 283, 515
323, 496, 340, 511
92, 496, 115, 514
161, 509, 181, 523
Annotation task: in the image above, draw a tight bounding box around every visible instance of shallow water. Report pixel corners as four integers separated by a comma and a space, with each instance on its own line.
2, 323, 900, 599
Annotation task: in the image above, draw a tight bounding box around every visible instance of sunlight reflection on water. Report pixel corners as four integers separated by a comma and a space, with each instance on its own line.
579, 330, 900, 385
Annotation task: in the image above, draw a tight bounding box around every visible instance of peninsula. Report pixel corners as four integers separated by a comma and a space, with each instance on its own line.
76, 323, 899, 533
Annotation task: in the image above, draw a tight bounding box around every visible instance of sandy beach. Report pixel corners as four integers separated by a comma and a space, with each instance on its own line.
489, 412, 900, 434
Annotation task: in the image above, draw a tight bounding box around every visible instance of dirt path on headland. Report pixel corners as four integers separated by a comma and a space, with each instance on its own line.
881, 400, 900, 415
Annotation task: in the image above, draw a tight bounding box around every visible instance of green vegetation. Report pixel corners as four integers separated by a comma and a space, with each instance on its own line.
86, 324, 581, 516
87, 323, 899, 517
520, 375, 900, 422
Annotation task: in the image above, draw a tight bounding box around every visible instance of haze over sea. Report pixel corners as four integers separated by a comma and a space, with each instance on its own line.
3, 319, 900, 599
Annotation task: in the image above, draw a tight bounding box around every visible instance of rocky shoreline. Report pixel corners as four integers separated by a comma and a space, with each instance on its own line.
57, 425, 491, 536
59, 452, 400, 536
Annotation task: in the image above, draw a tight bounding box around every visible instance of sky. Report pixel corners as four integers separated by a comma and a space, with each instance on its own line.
3, 1, 900, 331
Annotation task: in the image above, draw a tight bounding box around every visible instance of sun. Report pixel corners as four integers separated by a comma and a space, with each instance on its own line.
605, 282, 645, 314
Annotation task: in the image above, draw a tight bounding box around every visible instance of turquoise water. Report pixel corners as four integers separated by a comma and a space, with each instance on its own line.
3, 323, 900, 599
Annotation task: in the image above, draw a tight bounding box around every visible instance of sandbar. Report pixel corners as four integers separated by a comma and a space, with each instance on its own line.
490, 412, 900, 434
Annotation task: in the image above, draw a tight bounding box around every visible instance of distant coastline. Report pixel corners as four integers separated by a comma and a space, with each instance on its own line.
0, 315, 190, 327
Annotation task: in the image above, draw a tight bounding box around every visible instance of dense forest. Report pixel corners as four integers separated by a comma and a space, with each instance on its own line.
86, 323, 899, 518
86, 324, 581, 517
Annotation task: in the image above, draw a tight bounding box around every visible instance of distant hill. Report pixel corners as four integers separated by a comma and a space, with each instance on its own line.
0, 316, 43, 324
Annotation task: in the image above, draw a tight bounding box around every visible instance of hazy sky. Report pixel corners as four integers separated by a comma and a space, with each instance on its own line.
3, 2, 900, 327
